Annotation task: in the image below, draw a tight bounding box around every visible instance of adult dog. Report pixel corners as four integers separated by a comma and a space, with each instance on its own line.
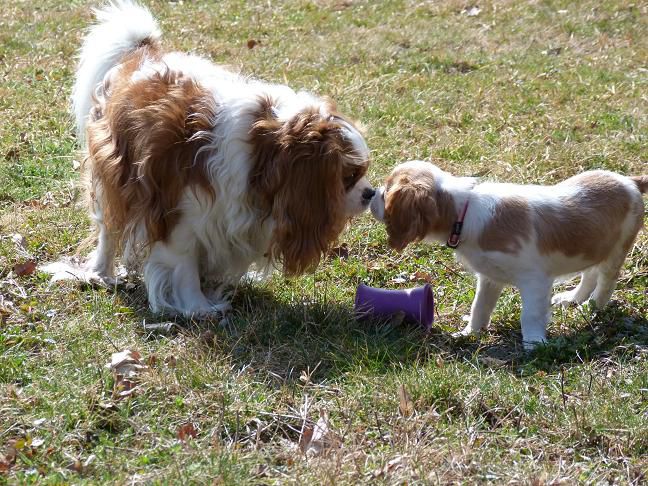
45, 1, 374, 317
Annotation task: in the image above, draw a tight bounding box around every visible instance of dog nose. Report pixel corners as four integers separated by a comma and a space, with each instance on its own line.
362, 188, 376, 201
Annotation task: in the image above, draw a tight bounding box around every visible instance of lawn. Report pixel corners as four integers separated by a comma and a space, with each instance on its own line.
1, 0, 647, 483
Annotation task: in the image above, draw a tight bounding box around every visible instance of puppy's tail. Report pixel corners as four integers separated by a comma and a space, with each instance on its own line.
72, 1, 161, 141
630, 175, 648, 194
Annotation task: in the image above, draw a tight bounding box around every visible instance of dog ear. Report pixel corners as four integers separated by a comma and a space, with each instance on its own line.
384, 179, 437, 251
250, 100, 351, 275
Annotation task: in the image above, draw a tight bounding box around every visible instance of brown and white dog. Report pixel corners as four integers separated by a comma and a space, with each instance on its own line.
371, 160, 647, 349
44, 1, 374, 316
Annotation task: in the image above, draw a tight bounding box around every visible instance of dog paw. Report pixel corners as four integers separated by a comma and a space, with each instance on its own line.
187, 302, 231, 321
86, 273, 124, 288
551, 291, 578, 307
452, 325, 479, 339
522, 337, 547, 352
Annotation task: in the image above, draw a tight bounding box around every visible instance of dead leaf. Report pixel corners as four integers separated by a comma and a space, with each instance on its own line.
411, 271, 434, 282
299, 411, 340, 457
247, 39, 259, 49
30, 438, 44, 448
68, 459, 83, 473
479, 356, 507, 368
371, 455, 406, 478
398, 384, 414, 417
11, 233, 27, 250
142, 321, 176, 334
462, 5, 481, 16
177, 423, 197, 442
0, 445, 17, 473
13, 261, 37, 276
105, 349, 148, 400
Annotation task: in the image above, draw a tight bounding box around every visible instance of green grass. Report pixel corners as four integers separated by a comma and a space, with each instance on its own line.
1, 0, 647, 483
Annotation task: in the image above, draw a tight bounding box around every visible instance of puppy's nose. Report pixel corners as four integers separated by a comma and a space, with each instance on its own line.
362, 188, 376, 201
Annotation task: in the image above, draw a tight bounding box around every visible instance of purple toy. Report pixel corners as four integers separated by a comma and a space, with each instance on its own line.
354, 283, 435, 330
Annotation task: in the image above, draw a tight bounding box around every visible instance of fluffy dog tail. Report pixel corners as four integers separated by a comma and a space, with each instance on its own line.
72, 1, 161, 141
630, 175, 648, 194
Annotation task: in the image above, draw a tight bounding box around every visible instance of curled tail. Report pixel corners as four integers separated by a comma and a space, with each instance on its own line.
72, 1, 161, 141
630, 175, 648, 194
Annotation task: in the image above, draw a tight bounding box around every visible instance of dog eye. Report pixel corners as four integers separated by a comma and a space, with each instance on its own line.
344, 170, 360, 189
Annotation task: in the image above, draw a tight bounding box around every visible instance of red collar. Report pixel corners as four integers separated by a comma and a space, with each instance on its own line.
446, 198, 469, 249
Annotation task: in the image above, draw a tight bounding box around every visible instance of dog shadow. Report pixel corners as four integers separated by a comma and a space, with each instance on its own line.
116, 281, 648, 382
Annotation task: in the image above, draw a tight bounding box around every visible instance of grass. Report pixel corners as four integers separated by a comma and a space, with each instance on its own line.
1, 0, 647, 483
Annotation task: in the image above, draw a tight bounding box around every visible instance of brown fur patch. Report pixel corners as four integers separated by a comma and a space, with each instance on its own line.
85, 46, 217, 245
536, 172, 633, 262
248, 96, 368, 275
630, 175, 648, 193
383, 165, 456, 251
478, 197, 531, 253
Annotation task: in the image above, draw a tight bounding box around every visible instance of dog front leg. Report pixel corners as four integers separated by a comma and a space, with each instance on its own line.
456, 274, 503, 337
518, 277, 553, 350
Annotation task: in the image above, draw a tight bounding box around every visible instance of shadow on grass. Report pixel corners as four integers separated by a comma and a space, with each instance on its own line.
115, 281, 648, 382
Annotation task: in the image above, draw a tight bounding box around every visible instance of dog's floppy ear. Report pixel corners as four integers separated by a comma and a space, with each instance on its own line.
384, 177, 437, 251
249, 96, 350, 275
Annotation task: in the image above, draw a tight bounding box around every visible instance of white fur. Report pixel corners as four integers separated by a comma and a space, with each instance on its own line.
45, 1, 373, 317
372, 161, 645, 350
72, 0, 162, 140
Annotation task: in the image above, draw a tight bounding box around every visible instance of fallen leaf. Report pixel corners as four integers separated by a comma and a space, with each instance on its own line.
371, 455, 406, 478
463, 5, 481, 16
105, 349, 148, 400
247, 39, 259, 49
479, 356, 507, 368
68, 459, 83, 473
398, 384, 414, 417
11, 233, 27, 250
411, 271, 434, 282
30, 438, 44, 448
177, 423, 197, 442
13, 261, 37, 276
142, 321, 176, 334
299, 411, 340, 457
0, 445, 17, 472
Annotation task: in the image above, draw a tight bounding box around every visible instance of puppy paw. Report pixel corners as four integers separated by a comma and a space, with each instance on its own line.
522, 337, 547, 352
452, 324, 480, 339
551, 291, 579, 307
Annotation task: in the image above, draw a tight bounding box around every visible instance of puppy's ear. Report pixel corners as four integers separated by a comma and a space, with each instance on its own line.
384, 180, 437, 251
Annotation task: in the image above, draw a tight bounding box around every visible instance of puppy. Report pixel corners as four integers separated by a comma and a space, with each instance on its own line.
44, 1, 374, 317
371, 160, 647, 349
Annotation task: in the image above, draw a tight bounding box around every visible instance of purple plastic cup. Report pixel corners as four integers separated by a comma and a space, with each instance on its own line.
354, 283, 435, 330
